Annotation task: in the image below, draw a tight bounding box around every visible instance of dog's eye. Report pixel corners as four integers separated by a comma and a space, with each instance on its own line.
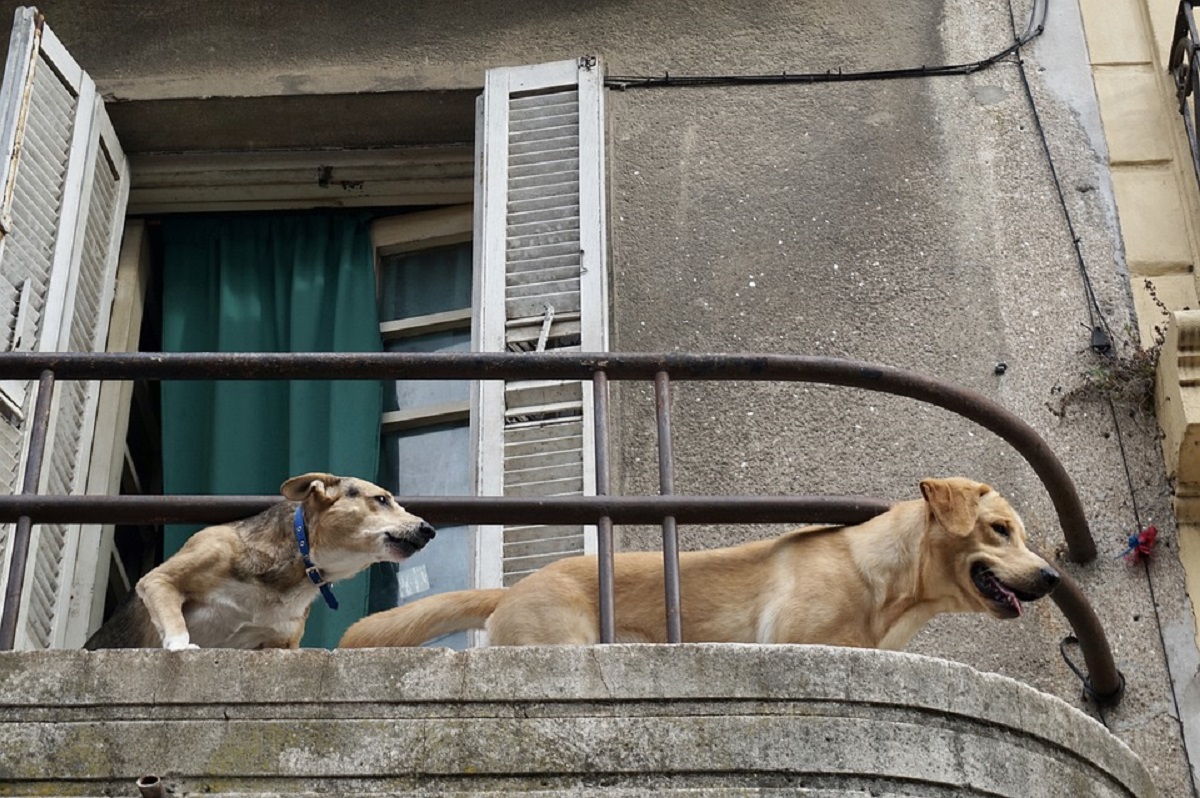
991, 522, 1010, 539
375, 495, 391, 508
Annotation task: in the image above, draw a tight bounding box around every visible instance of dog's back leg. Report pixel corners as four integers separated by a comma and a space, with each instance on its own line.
486, 586, 599, 645
82, 593, 160, 649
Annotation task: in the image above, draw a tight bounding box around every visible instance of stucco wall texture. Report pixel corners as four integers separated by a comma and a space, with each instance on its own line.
1, 0, 1196, 795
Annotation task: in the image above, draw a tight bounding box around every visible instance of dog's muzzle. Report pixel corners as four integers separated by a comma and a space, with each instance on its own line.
387, 522, 437, 558
971, 563, 1059, 618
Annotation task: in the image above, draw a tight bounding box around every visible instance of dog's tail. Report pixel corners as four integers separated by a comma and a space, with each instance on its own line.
338, 588, 507, 648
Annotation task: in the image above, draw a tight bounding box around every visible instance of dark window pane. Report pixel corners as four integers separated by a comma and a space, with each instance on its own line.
384, 330, 470, 412
378, 241, 472, 320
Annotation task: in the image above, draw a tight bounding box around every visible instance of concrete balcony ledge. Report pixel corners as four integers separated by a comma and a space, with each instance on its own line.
0, 644, 1153, 797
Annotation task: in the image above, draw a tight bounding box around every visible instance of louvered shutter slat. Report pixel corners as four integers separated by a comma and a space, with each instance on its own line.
507, 206, 581, 228
504, 524, 584, 543
508, 272, 583, 294
504, 535, 587, 561
507, 261, 581, 281
508, 194, 580, 217
506, 296, 581, 321
502, 465, 585, 487
504, 419, 582, 442
507, 215, 581, 237
508, 245, 581, 266
510, 148, 578, 168
505, 449, 584, 470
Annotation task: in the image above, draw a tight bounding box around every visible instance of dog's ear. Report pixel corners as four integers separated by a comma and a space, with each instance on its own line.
280, 472, 343, 504
919, 478, 990, 536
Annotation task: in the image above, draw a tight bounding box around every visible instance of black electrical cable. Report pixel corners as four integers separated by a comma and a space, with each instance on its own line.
1005, 0, 1114, 355
605, 0, 1047, 90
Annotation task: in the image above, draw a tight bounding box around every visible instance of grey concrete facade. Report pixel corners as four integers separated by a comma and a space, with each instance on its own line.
0, 646, 1158, 796
0, 0, 1196, 795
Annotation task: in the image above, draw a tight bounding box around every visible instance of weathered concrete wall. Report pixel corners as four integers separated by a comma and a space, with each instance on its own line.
0, 0, 1192, 794
7, 1, 943, 99
0, 646, 1155, 797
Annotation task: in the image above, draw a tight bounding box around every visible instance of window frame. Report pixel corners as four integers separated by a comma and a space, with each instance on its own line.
372, 205, 475, 436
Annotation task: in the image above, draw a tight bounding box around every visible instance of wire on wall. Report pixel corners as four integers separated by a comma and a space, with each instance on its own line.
605, 0, 1047, 90
604, 0, 1111, 354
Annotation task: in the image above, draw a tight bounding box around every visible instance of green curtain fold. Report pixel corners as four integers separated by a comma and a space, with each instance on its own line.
159, 212, 382, 648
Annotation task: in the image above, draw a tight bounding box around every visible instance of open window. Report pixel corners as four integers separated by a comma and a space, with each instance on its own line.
0, 3, 608, 650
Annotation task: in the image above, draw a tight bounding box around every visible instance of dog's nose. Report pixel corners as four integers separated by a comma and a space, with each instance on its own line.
1039, 566, 1061, 590
417, 522, 436, 541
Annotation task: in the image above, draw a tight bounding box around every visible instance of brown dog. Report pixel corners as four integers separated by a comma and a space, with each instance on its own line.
339, 477, 1058, 649
85, 473, 435, 650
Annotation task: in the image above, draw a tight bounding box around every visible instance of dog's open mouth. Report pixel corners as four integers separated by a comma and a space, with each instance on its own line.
386, 533, 424, 558
970, 563, 1040, 618
385, 524, 435, 559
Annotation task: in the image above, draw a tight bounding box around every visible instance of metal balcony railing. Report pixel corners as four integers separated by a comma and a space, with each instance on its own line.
0, 351, 1122, 705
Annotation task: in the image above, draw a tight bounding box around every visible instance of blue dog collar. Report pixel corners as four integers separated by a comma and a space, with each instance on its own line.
293, 505, 338, 610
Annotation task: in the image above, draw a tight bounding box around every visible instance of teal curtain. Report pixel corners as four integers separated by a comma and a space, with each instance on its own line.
159, 212, 382, 648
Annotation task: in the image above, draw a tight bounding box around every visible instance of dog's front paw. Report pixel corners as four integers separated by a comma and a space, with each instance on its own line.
162, 634, 199, 651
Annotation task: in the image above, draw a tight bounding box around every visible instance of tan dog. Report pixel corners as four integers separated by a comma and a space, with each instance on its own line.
339, 477, 1058, 649
85, 473, 435, 650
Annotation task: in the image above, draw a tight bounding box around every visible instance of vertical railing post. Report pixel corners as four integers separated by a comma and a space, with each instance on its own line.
0, 370, 56, 650
654, 371, 683, 643
592, 370, 616, 643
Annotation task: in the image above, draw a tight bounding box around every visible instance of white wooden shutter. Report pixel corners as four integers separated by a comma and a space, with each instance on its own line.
0, 8, 130, 648
474, 58, 608, 589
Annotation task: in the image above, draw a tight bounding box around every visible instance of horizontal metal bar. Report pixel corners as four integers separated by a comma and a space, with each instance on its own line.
0, 494, 893, 527
0, 350, 1094, 562
0, 350, 908, 380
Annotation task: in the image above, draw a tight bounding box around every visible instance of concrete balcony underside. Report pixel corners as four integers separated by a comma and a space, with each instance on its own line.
0, 645, 1153, 797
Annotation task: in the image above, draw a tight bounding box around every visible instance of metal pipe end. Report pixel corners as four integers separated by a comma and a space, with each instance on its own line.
136, 775, 165, 798
1087, 670, 1127, 707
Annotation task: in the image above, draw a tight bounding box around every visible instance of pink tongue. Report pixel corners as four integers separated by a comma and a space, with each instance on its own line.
990, 575, 1023, 616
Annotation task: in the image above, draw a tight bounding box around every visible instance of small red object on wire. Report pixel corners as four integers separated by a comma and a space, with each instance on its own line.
1118, 525, 1158, 563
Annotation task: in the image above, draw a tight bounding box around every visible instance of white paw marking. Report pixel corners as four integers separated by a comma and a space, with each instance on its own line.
162, 634, 198, 651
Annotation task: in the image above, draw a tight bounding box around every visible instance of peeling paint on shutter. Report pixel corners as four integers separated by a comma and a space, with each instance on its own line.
0, 9, 130, 648
475, 58, 607, 589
